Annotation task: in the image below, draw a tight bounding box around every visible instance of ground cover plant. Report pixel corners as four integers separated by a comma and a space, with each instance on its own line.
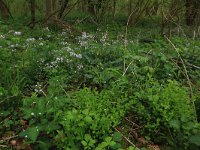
0, 20, 200, 149
1, 0, 200, 150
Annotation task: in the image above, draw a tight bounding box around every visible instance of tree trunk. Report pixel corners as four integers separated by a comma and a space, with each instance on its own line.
0, 0, 11, 19
45, 0, 59, 21
128, 0, 133, 16
59, 0, 69, 18
45, 0, 52, 20
29, 0, 36, 28
88, 0, 95, 15
112, 0, 117, 19
185, 0, 200, 26
153, 0, 159, 15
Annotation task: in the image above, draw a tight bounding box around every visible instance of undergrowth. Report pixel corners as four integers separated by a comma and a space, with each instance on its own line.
0, 19, 200, 150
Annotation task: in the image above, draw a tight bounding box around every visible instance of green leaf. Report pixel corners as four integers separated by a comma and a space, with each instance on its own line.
189, 135, 200, 146
11, 85, 19, 96
0, 87, 5, 96
81, 141, 87, 146
113, 132, 122, 142
85, 74, 93, 79
169, 119, 180, 130
20, 127, 39, 142
84, 134, 91, 141
109, 141, 116, 146
105, 137, 112, 142
85, 116, 92, 123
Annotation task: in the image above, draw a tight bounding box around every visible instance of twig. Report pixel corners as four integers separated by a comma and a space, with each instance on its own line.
0, 96, 15, 105
187, 62, 200, 70
114, 128, 140, 150
123, 7, 135, 75
123, 61, 133, 76
1, 135, 18, 141
125, 117, 140, 128
0, 144, 8, 148
62, 0, 80, 19
0, 115, 12, 125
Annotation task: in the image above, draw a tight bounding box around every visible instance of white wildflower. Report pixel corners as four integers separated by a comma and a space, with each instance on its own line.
26, 38, 35, 42
56, 57, 64, 62
60, 41, 66, 45
39, 43, 44, 46
77, 64, 83, 70
61, 32, 66, 35
75, 54, 82, 59
10, 45, 15, 48
80, 41, 88, 47
82, 32, 87, 39
14, 31, 22, 36
44, 27, 49, 31
0, 35, 5, 38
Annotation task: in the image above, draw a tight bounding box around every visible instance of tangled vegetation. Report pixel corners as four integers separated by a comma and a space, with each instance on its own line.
0, 18, 200, 149
0, 0, 200, 149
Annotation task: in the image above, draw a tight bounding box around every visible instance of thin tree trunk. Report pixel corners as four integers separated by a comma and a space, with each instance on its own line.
153, 0, 159, 15
185, 0, 200, 26
88, 0, 95, 15
45, 0, 52, 20
30, 0, 36, 28
59, 0, 69, 18
52, 0, 59, 20
112, 0, 117, 19
0, 0, 11, 19
45, 0, 59, 22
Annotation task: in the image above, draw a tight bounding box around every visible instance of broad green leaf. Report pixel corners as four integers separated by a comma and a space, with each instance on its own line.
189, 135, 200, 146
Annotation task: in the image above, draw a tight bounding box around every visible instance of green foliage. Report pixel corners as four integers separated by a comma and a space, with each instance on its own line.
0, 19, 200, 150
133, 79, 199, 147
55, 87, 130, 149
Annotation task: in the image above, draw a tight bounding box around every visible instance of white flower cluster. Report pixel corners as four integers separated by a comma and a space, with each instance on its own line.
60, 41, 68, 45
64, 47, 82, 59
100, 31, 108, 45
78, 32, 94, 47
26, 38, 35, 42
34, 82, 43, 93
14, 31, 22, 36
9, 44, 19, 50
77, 64, 83, 70
0, 35, 5, 39
45, 54, 65, 69
61, 31, 66, 36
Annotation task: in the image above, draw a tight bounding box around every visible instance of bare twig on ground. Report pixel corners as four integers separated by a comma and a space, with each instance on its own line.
114, 128, 140, 150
